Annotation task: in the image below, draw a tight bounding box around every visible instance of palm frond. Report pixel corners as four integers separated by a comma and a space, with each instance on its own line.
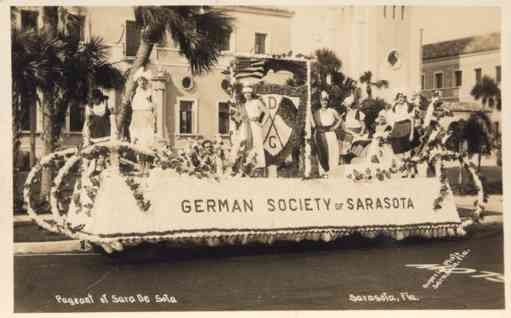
470, 75, 501, 109
373, 80, 389, 89
166, 7, 234, 74
359, 71, 372, 83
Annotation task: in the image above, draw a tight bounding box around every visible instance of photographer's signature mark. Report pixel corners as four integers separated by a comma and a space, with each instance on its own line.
406, 249, 504, 288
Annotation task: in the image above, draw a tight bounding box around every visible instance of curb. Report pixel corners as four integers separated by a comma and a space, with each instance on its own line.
14, 214, 52, 224
14, 240, 93, 255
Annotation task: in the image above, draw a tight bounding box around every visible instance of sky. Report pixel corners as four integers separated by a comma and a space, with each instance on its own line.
412, 6, 501, 44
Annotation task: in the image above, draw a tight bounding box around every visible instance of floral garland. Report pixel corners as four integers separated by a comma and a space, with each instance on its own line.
23, 147, 78, 235
345, 162, 402, 182
402, 138, 486, 225
344, 111, 486, 226
124, 176, 152, 212
25, 94, 487, 253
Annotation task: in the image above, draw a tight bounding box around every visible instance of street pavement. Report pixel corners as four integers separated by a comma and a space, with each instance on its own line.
14, 222, 505, 312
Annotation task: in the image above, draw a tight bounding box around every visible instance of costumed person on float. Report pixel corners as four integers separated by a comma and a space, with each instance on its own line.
236, 84, 270, 176
69, 89, 112, 230
366, 109, 394, 166
130, 67, 155, 146
313, 90, 342, 177
82, 89, 111, 145
129, 67, 156, 175
388, 91, 416, 162
341, 87, 369, 163
377, 100, 395, 128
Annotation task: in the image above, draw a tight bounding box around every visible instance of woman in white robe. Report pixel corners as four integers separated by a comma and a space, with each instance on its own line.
130, 68, 155, 145
313, 91, 342, 176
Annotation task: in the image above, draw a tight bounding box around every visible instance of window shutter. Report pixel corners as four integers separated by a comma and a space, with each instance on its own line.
21, 10, 39, 32
126, 20, 141, 57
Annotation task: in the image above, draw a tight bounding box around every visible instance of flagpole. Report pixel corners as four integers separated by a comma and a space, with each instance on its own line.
304, 59, 312, 178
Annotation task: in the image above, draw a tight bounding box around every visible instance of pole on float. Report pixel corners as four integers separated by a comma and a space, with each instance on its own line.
304, 59, 312, 178
109, 98, 120, 170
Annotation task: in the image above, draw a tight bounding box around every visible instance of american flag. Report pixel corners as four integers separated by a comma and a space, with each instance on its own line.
233, 57, 268, 81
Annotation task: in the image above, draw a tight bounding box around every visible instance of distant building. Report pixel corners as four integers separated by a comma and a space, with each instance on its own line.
421, 32, 501, 130
291, 5, 422, 101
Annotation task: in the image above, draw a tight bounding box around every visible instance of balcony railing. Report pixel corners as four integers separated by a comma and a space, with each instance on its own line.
421, 87, 460, 101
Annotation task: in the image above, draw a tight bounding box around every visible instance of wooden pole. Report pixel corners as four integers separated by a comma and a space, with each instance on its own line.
304, 60, 312, 177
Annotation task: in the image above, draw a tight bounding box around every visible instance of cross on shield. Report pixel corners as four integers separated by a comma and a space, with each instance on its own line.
260, 94, 300, 157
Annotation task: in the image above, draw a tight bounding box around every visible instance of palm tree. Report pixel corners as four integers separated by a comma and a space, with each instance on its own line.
463, 111, 493, 171
314, 48, 342, 84
12, 28, 58, 210
116, 6, 234, 140
12, 7, 124, 198
55, 34, 124, 137
446, 119, 467, 184
287, 48, 355, 112
359, 71, 389, 99
11, 29, 57, 167
38, 7, 62, 195
471, 75, 501, 110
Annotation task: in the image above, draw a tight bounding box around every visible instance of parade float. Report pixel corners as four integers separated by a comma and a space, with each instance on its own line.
23, 54, 486, 254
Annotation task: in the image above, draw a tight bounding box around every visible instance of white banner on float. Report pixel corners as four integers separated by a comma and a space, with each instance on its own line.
84, 175, 461, 236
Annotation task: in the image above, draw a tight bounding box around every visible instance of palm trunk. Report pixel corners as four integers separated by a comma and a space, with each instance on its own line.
117, 29, 155, 140
40, 7, 59, 199
478, 152, 482, 172
29, 101, 36, 167
12, 95, 21, 210
40, 100, 57, 197
458, 160, 463, 185
457, 142, 463, 185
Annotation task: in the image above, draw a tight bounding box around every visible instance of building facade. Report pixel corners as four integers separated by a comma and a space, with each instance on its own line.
421, 32, 501, 125
291, 5, 422, 101
14, 5, 426, 168
13, 6, 295, 164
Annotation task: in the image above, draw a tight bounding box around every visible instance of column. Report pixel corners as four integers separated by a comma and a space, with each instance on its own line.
151, 71, 169, 144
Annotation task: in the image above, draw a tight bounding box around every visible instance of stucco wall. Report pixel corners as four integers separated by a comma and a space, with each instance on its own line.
422, 50, 500, 103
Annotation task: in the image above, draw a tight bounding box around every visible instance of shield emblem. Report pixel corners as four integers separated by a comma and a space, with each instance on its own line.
253, 84, 307, 166
261, 94, 300, 156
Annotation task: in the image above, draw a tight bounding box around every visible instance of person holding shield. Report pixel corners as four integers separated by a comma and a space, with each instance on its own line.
313, 90, 342, 176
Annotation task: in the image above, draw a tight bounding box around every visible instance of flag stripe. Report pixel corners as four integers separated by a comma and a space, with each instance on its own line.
233, 57, 268, 81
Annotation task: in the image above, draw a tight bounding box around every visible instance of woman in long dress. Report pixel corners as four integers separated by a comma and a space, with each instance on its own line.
239, 85, 269, 171
341, 92, 367, 162
313, 91, 342, 176
82, 89, 111, 145
389, 92, 416, 155
130, 68, 155, 145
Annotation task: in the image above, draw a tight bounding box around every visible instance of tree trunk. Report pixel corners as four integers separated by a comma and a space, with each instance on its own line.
478, 152, 482, 172
29, 101, 36, 167
457, 142, 463, 185
40, 100, 57, 198
40, 7, 59, 199
12, 96, 21, 211
117, 29, 155, 140
458, 160, 463, 185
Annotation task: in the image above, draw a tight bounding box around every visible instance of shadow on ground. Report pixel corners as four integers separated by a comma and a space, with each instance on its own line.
97, 222, 502, 264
